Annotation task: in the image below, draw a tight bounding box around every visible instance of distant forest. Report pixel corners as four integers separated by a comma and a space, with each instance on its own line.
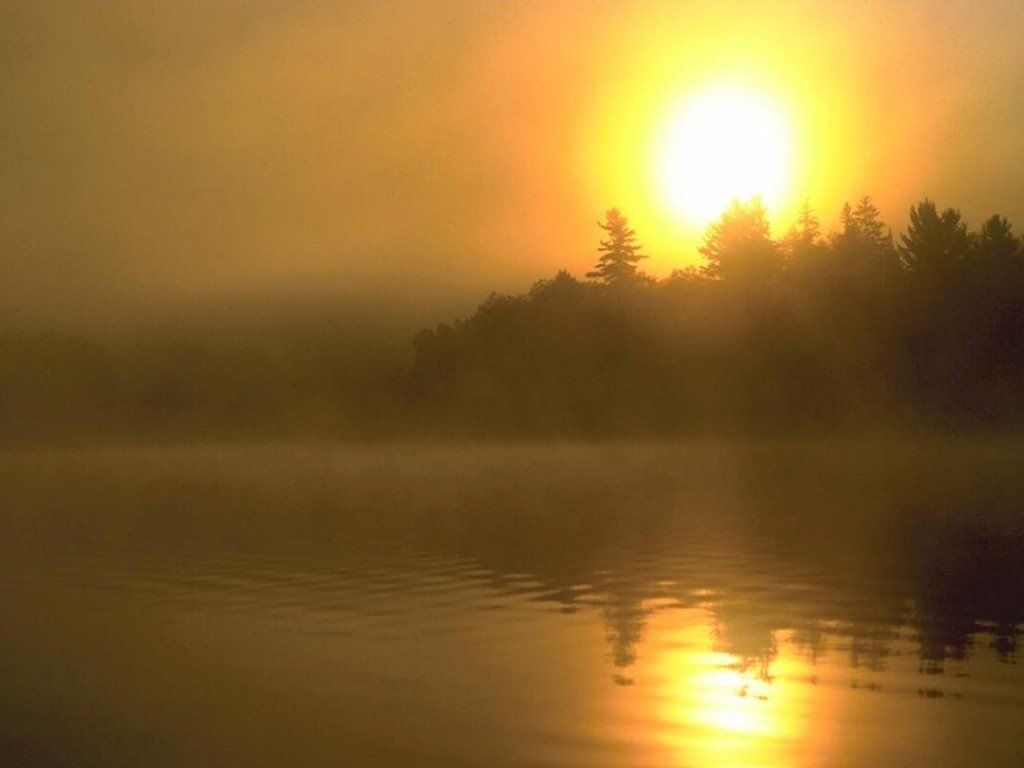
5, 196, 1024, 439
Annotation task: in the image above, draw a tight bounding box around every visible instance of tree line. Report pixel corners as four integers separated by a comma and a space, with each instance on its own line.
3, 195, 1023, 439
405, 197, 1024, 435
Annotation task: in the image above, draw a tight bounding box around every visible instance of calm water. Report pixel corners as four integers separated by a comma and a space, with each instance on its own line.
1, 441, 1022, 767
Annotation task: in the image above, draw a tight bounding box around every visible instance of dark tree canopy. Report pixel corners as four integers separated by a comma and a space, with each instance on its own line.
899, 199, 970, 274
782, 200, 823, 268
851, 196, 890, 248
9, 195, 1024, 440
827, 196, 899, 279
791, 200, 821, 246
698, 197, 781, 283
404, 195, 1024, 436
969, 214, 1021, 269
587, 208, 647, 284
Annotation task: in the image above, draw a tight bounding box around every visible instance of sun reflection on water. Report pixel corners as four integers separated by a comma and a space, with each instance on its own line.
618, 606, 834, 768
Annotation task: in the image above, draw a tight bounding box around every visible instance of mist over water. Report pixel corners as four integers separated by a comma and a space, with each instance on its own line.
5, 3, 1024, 764
2, 441, 1022, 767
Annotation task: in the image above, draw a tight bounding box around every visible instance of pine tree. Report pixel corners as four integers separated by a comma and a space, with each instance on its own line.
781, 200, 823, 271
899, 199, 969, 274
793, 199, 821, 245
587, 208, 647, 284
970, 214, 1020, 267
699, 198, 780, 283
830, 196, 899, 277
852, 196, 890, 247
854, 196, 899, 273
839, 201, 855, 235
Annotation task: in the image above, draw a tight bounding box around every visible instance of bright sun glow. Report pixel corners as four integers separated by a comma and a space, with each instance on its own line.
656, 84, 794, 226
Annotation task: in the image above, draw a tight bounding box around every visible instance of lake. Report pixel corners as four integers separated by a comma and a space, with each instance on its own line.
1, 441, 1022, 767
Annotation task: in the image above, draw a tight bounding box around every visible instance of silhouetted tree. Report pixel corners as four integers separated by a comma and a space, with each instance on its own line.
899, 199, 969, 275
792, 199, 821, 246
782, 200, 824, 269
894, 201, 973, 423
828, 196, 900, 279
855, 197, 899, 267
16, 189, 1024, 441
852, 197, 893, 248
699, 198, 781, 283
969, 214, 1021, 270
403, 192, 1024, 436
587, 208, 647, 285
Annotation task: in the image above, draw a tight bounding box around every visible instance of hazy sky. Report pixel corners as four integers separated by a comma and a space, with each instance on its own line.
4, 1, 1024, 331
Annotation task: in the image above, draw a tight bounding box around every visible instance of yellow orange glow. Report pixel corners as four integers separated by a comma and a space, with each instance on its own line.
607, 606, 839, 768
655, 84, 794, 225
652, 645, 810, 766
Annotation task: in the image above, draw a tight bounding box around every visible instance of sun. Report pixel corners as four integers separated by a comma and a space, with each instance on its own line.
655, 83, 794, 226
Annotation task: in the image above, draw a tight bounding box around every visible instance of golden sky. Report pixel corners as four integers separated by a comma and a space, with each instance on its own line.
3, 1, 1024, 328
